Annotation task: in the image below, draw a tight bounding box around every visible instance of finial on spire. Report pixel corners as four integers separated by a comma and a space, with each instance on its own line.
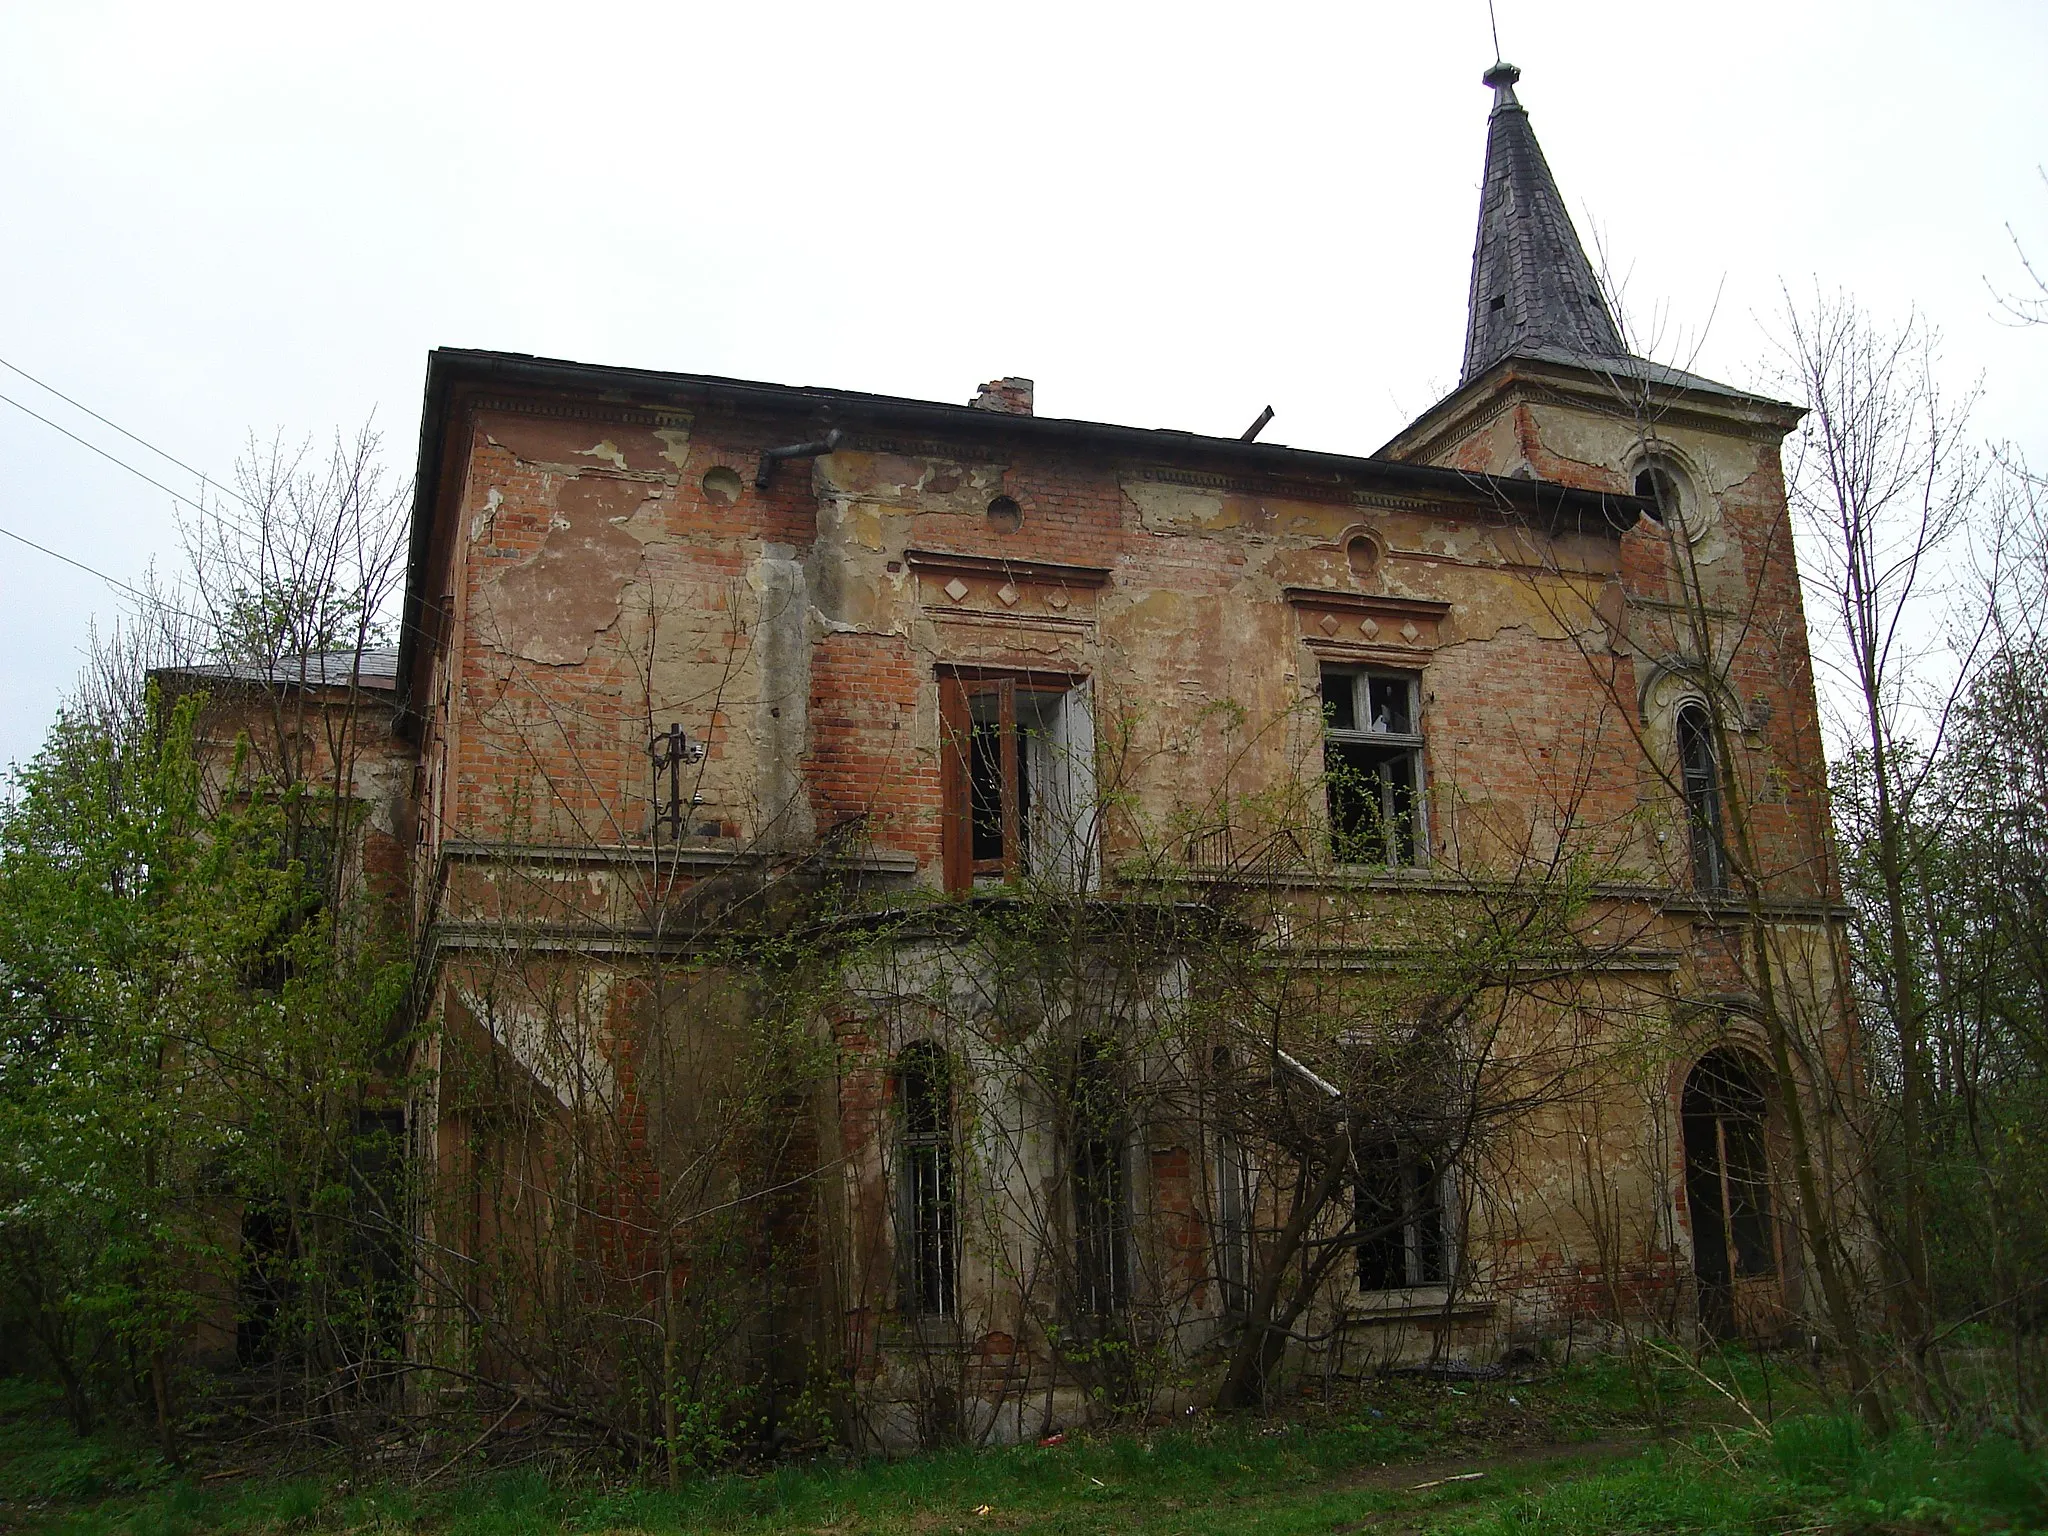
1459, 57, 1626, 381
1483, 61, 1522, 112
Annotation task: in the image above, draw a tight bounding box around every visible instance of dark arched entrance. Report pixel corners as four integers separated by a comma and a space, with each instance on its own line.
1682, 1048, 1781, 1337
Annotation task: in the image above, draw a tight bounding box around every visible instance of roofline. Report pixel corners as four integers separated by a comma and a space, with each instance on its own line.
396, 348, 1658, 726
148, 663, 399, 697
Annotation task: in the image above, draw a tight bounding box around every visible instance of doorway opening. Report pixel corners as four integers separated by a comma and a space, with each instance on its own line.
1682, 1048, 1782, 1338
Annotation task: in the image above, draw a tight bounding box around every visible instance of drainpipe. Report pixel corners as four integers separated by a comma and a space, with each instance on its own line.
755, 429, 844, 491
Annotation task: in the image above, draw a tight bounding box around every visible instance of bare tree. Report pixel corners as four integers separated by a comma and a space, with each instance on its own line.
1771, 289, 1989, 1415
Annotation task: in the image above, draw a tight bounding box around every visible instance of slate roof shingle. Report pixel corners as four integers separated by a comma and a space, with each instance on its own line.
1461, 64, 1629, 384
156, 646, 400, 691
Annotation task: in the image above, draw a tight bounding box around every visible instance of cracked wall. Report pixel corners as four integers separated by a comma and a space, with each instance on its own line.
407, 368, 1845, 1392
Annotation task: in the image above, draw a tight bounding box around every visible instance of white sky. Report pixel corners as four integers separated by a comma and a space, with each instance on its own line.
1, 0, 2043, 770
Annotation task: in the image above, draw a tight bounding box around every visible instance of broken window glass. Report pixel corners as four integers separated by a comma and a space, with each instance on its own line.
1322, 668, 1424, 867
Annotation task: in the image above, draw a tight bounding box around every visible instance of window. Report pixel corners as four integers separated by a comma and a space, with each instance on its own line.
1209, 1048, 1254, 1311
896, 1041, 957, 1317
243, 812, 340, 991
1070, 1037, 1130, 1318
1321, 668, 1424, 866
1676, 703, 1727, 893
1355, 1141, 1450, 1291
939, 672, 1097, 892
1634, 462, 1682, 525
1213, 1131, 1254, 1312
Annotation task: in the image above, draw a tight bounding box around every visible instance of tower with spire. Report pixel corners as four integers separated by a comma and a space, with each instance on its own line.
1382, 62, 1800, 499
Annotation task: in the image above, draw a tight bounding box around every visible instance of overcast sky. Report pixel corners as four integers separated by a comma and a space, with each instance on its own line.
1, 0, 2042, 769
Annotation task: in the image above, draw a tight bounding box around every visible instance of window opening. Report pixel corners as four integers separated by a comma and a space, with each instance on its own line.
1346, 532, 1384, 579
1210, 1047, 1253, 1312
897, 1041, 957, 1317
1321, 667, 1424, 866
1355, 1140, 1449, 1291
1071, 1038, 1130, 1318
244, 810, 341, 991
968, 687, 1030, 870
941, 672, 1096, 892
1682, 1048, 1776, 1337
1634, 463, 1682, 525
1677, 703, 1728, 893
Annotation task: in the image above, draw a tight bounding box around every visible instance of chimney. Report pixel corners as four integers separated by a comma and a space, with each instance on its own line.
969, 377, 1034, 416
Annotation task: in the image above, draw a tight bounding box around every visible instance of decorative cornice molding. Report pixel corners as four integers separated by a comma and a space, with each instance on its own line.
463, 394, 695, 430
1285, 586, 1452, 652
928, 609, 1096, 637
1393, 367, 1790, 468
849, 434, 1006, 464
1281, 588, 1452, 619
435, 838, 919, 874
905, 548, 1112, 588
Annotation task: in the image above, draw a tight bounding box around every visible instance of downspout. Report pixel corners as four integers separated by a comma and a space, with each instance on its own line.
755, 429, 844, 491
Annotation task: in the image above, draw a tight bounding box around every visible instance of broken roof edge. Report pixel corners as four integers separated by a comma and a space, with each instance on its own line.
395, 347, 1656, 730
1379, 347, 1807, 464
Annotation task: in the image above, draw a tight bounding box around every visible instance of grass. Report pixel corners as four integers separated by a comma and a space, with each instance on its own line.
3, 1357, 2042, 1536
1427, 1417, 2048, 1535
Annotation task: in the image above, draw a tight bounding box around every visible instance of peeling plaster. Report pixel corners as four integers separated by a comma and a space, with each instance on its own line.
1122, 478, 1366, 543
485, 417, 691, 479
654, 428, 693, 472
475, 475, 654, 665
470, 486, 504, 543
753, 549, 814, 849
819, 450, 1007, 511
455, 977, 616, 1112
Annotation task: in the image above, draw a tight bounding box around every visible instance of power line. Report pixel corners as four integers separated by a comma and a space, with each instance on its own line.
0, 355, 254, 511
0, 360, 424, 659
0, 523, 208, 625
1, 520, 424, 661
0, 386, 244, 529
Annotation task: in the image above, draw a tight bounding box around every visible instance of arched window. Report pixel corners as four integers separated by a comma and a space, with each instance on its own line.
896, 1041, 956, 1317
1070, 1037, 1130, 1318
1676, 702, 1727, 893
1682, 1048, 1778, 1336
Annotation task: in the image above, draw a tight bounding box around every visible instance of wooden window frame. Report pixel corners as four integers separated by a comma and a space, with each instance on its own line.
1320, 666, 1427, 868
938, 668, 1087, 894
1354, 1140, 1452, 1293
1677, 702, 1728, 894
